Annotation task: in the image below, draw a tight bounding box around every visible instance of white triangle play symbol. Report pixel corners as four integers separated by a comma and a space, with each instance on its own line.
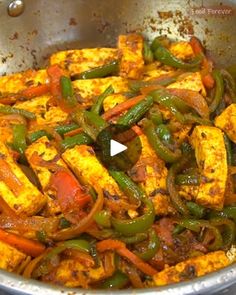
110, 139, 127, 157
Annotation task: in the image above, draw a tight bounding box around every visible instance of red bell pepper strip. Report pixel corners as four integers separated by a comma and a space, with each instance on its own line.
190, 36, 215, 89
47, 64, 64, 98
0, 228, 45, 257
50, 170, 92, 217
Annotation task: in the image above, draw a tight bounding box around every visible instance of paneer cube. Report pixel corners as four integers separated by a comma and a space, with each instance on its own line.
15, 95, 68, 129
72, 77, 128, 108
103, 94, 127, 112
215, 104, 236, 143
118, 34, 144, 79
50, 48, 118, 76
0, 241, 26, 272
0, 141, 47, 216
129, 134, 174, 215
50, 255, 114, 288
143, 64, 174, 81
25, 136, 68, 215
169, 41, 195, 60
191, 126, 227, 210
0, 126, 13, 144
150, 251, 232, 286
0, 69, 47, 97
167, 72, 206, 97
62, 145, 125, 200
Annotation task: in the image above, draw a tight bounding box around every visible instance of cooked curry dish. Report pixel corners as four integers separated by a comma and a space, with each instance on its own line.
0, 33, 235, 289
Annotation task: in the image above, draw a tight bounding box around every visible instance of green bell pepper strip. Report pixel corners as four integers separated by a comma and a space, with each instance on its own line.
117, 96, 153, 127
208, 206, 236, 223
221, 69, 236, 103
27, 123, 80, 143
176, 219, 223, 250
151, 36, 171, 52
166, 153, 192, 215
91, 85, 114, 115
33, 239, 91, 277
209, 69, 224, 113
94, 210, 111, 228
156, 124, 172, 144
109, 170, 143, 205
135, 229, 160, 261
210, 217, 236, 249
35, 240, 90, 277
46, 239, 91, 260
224, 134, 233, 165
111, 198, 155, 236
60, 132, 93, 150
149, 89, 188, 123
74, 60, 119, 80
148, 106, 163, 125
12, 124, 27, 155
143, 120, 182, 163
75, 110, 108, 141
60, 76, 77, 107
119, 233, 148, 244
186, 201, 206, 219
129, 77, 176, 94
0, 105, 36, 120
36, 230, 47, 243
151, 89, 191, 113
183, 113, 212, 126
55, 123, 80, 135
154, 46, 202, 69
59, 217, 71, 229
175, 174, 200, 186
27, 130, 50, 143
143, 41, 154, 64
173, 224, 185, 235
180, 142, 193, 154
101, 270, 129, 289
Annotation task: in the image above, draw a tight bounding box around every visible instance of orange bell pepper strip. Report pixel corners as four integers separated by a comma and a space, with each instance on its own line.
21, 84, 50, 99
96, 239, 157, 276
102, 95, 145, 121
0, 228, 46, 257
0, 157, 23, 195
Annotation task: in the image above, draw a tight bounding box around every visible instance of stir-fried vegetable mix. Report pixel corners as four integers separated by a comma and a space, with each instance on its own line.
0, 33, 236, 289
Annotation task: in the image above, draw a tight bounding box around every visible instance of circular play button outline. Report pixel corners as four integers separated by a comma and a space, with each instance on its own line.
95, 124, 142, 172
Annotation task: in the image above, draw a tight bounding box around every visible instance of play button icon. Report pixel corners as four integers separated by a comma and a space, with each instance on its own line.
95, 124, 141, 172
110, 139, 127, 157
